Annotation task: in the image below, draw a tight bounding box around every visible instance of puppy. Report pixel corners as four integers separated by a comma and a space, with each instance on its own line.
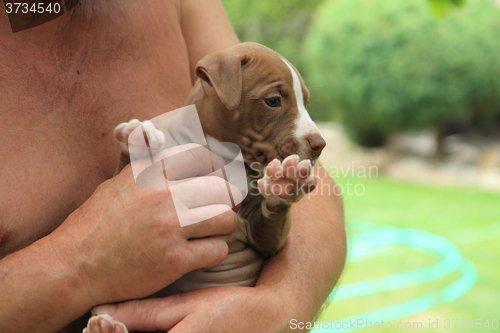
85, 42, 325, 333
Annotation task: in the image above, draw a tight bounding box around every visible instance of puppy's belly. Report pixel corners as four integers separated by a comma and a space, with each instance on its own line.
154, 220, 265, 297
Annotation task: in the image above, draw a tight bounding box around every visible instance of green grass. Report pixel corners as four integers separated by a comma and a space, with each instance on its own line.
316, 172, 500, 332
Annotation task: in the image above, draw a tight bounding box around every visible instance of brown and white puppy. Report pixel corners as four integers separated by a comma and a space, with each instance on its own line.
85, 42, 325, 333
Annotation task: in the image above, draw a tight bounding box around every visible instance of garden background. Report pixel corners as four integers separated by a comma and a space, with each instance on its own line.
222, 0, 500, 331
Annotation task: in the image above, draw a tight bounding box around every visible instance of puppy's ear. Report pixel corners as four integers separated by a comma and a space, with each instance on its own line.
196, 51, 247, 110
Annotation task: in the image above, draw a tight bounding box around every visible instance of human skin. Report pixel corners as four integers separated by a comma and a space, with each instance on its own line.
0, 0, 346, 332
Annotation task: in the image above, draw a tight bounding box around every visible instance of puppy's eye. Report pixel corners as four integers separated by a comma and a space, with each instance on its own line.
264, 97, 281, 108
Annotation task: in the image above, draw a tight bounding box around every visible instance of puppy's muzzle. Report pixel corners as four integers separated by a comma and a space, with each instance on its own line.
306, 135, 326, 160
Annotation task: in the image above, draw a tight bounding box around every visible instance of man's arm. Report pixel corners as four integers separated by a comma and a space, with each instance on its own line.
0, 234, 92, 332
256, 164, 346, 326
179, 0, 240, 84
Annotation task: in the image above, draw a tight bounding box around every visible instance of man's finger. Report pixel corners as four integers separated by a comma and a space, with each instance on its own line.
170, 176, 243, 209
181, 236, 229, 271
158, 144, 227, 180
182, 207, 239, 239
131, 144, 219, 179
132, 144, 230, 191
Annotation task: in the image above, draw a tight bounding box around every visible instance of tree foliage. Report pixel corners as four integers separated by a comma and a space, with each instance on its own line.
429, 0, 466, 17
222, 0, 323, 74
303, 0, 500, 146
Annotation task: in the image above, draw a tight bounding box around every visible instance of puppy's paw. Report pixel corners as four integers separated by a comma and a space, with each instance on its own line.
83, 314, 128, 333
113, 119, 165, 155
257, 155, 318, 208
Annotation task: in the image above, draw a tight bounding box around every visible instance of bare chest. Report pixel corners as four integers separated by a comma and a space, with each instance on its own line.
0, 0, 193, 256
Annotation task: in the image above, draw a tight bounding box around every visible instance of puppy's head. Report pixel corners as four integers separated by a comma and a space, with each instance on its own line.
195, 42, 325, 169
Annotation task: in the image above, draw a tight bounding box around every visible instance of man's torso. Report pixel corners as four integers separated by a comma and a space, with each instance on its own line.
0, 0, 193, 257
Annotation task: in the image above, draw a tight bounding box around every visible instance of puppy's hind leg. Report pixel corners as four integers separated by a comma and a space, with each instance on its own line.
83, 314, 128, 333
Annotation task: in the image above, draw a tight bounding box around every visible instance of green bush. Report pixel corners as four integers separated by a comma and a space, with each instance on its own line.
304, 0, 500, 146
222, 0, 323, 77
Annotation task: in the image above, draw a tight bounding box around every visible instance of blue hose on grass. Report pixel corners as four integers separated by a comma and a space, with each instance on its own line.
312, 222, 478, 332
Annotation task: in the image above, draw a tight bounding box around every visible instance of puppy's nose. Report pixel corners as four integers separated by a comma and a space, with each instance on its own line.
307, 135, 326, 158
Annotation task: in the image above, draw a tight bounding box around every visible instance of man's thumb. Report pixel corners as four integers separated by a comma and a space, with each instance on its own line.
91, 297, 185, 332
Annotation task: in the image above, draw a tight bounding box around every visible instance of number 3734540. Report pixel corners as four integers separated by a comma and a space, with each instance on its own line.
444, 319, 498, 330
5, 2, 61, 14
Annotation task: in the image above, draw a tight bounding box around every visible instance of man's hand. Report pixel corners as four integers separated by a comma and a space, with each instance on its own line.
0, 144, 241, 333
54, 143, 241, 305
86, 286, 289, 333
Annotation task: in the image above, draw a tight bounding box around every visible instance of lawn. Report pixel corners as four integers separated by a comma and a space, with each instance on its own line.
313, 172, 500, 332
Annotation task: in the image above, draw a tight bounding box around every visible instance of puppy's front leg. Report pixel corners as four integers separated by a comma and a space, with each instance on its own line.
244, 155, 318, 258
112, 119, 165, 175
